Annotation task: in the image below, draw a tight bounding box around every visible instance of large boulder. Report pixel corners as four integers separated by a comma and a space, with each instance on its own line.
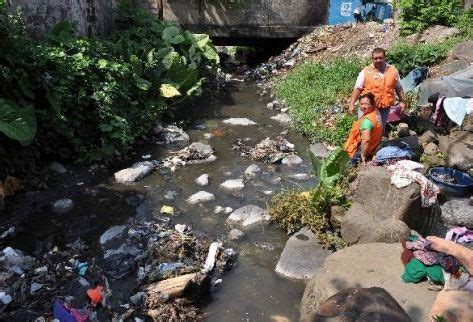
440, 198, 473, 228
275, 227, 331, 280
438, 134, 473, 172
300, 243, 438, 322
312, 287, 411, 322
341, 166, 434, 245
155, 125, 189, 145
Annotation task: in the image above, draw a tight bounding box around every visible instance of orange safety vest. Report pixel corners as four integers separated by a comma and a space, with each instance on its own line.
344, 109, 383, 158
362, 64, 399, 109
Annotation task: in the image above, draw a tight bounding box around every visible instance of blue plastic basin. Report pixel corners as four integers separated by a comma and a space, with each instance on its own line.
428, 167, 473, 196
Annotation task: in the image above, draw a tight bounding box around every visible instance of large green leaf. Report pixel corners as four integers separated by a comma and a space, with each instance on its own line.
186, 78, 204, 96
162, 26, 185, 45
134, 75, 152, 91
161, 50, 179, 70
310, 147, 349, 187
190, 33, 210, 49
0, 99, 37, 144
202, 45, 220, 64
159, 84, 181, 98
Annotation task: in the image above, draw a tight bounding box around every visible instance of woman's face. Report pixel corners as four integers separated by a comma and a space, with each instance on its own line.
360, 97, 374, 114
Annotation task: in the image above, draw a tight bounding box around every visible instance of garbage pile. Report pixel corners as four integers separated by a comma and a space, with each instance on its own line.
233, 136, 297, 163
161, 142, 217, 171
1, 219, 236, 321
246, 21, 398, 82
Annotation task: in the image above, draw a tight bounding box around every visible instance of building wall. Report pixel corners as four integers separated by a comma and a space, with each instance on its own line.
8, 0, 117, 38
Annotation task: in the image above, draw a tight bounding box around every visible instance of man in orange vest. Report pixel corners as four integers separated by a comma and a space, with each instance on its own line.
348, 48, 407, 129
344, 92, 383, 164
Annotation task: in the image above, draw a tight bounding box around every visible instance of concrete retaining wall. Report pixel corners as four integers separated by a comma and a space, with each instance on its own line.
162, 0, 329, 38
8, 0, 117, 37
8, 0, 329, 38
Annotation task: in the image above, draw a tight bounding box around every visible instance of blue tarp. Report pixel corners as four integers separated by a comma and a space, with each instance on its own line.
328, 0, 392, 25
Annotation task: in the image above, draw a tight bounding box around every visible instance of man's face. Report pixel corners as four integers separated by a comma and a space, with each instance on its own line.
372, 52, 386, 69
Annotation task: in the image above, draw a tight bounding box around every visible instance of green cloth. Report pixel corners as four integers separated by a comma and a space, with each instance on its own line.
402, 259, 444, 285
359, 118, 373, 131
407, 234, 420, 242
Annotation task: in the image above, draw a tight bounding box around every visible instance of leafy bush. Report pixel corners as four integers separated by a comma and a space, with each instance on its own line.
0, 2, 219, 176
397, 0, 463, 35
274, 59, 362, 145
268, 149, 352, 250
387, 40, 458, 76
456, 7, 473, 37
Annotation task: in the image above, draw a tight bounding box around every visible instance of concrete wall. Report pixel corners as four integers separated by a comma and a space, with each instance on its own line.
8, 0, 117, 38
162, 0, 329, 38
7, 0, 329, 39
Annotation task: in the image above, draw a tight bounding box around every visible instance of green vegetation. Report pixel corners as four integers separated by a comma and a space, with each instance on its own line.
274, 59, 362, 145
268, 149, 352, 250
387, 38, 460, 76
397, 0, 463, 35
456, 8, 473, 37
0, 2, 219, 178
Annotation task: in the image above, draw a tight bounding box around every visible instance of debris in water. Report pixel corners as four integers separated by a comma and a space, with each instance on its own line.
233, 136, 296, 163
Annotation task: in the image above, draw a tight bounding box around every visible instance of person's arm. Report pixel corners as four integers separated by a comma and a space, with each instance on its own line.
427, 236, 473, 274
349, 71, 364, 115
360, 129, 372, 163
349, 88, 363, 115
396, 85, 407, 111
394, 69, 407, 110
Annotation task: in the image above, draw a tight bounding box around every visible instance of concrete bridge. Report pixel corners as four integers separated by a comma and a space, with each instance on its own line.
9, 0, 347, 39
160, 0, 330, 38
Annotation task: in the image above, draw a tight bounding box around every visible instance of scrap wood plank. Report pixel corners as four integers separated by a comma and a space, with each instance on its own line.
146, 273, 196, 299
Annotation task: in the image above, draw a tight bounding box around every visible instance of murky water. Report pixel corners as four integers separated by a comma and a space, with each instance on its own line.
7, 82, 315, 321
140, 82, 314, 321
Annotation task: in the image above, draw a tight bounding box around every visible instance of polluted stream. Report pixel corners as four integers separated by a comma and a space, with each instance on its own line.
4, 81, 317, 321
140, 81, 314, 321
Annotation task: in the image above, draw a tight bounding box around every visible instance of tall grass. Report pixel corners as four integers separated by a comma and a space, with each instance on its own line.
274, 58, 362, 145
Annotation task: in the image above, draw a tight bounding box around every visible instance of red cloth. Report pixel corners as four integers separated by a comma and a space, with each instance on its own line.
87, 285, 103, 305
401, 240, 415, 266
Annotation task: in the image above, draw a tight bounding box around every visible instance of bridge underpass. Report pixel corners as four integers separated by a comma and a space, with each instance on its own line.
160, 0, 330, 39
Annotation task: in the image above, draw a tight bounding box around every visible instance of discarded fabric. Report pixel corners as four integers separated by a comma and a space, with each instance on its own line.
387, 160, 439, 207
53, 300, 76, 322
77, 262, 88, 276
400, 67, 428, 92
87, 285, 104, 306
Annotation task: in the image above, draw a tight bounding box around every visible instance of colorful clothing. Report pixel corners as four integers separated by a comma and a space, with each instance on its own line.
374, 144, 414, 165
446, 227, 473, 244
344, 109, 383, 158
358, 64, 400, 109
387, 160, 440, 207
405, 237, 460, 273
402, 259, 444, 284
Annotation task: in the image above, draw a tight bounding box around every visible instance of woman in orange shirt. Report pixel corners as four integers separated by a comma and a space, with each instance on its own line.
344, 92, 383, 164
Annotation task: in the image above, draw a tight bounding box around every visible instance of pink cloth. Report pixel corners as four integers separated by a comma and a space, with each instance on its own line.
445, 227, 473, 244
387, 104, 406, 122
